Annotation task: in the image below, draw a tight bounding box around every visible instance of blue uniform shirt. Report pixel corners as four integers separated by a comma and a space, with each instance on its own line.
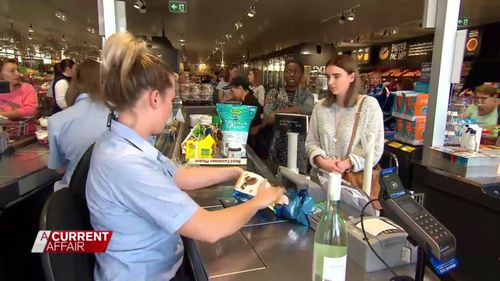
47, 94, 109, 190
86, 120, 199, 281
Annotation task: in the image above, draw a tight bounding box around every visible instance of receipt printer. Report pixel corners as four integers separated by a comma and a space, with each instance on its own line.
347, 216, 417, 272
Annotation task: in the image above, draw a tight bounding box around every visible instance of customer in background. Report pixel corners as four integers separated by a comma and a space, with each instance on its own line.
263, 60, 314, 173
86, 32, 284, 281
396, 77, 415, 91
463, 84, 499, 128
216, 64, 238, 102
0, 58, 38, 120
52, 58, 76, 111
368, 71, 394, 130
227, 76, 263, 147
46, 63, 61, 99
248, 68, 265, 106
47, 59, 108, 191
306, 55, 384, 177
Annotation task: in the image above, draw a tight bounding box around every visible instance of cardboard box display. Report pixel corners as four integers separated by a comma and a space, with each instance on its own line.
406, 118, 426, 141
405, 93, 428, 117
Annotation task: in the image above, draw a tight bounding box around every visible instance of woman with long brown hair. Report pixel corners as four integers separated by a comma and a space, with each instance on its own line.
47, 59, 109, 191
306, 55, 384, 175
216, 63, 238, 102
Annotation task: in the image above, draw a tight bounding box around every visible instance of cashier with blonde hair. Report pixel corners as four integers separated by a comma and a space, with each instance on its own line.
86, 32, 284, 281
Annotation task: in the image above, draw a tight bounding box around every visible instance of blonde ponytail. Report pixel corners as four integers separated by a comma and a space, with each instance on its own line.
101, 32, 174, 111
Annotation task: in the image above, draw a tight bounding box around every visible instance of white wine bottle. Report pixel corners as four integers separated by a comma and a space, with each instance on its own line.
312, 172, 347, 281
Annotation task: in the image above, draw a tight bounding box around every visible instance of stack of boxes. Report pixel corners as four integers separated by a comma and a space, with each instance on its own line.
393, 88, 429, 145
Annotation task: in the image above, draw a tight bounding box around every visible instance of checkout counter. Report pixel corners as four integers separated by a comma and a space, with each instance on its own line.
0, 138, 59, 280
161, 106, 441, 281
412, 162, 500, 281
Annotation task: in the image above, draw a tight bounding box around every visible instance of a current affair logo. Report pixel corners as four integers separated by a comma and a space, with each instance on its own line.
31, 231, 112, 253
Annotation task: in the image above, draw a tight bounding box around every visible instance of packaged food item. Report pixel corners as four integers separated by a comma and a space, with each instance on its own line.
227, 142, 242, 159
233, 171, 289, 206
216, 104, 257, 157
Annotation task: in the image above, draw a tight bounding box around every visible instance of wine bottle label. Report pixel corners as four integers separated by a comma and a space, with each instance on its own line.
322, 255, 347, 281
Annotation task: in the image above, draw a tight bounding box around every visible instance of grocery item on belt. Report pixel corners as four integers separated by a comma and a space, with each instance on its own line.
233, 171, 289, 206
216, 103, 257, 157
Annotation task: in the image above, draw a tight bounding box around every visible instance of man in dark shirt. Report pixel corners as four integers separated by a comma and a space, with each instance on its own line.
225, 76, 263, 147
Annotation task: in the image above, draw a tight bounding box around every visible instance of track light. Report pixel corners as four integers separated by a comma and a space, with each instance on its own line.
225, 34, 232, 40
28, 33, 32, 40
139, 6, 147, 14
235, 21, 243, 30
28, 24, 34, 33
338, 14, 346, 24
247, 5, 256, 17
134, 0, 145, 9
347, 9, 355, 21
61, 34, 66, 42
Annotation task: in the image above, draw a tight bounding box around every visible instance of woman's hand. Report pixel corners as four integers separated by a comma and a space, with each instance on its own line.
316, 156, 341, 173
334, 159, 352, 173
315, 156, 352, 173
251, 181, 286, 209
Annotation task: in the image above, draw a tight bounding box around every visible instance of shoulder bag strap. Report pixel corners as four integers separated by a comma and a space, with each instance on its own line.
345, 96, 368, 157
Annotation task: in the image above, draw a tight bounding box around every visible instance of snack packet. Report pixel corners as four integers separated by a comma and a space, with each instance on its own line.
233, 171, 289, 208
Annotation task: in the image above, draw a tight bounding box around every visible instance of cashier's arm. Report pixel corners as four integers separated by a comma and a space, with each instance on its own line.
174, 167, 243, 190
178, 184, 284, 243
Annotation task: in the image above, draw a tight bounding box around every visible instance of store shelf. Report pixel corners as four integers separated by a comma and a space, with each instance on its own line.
392, 112, 427, 121
394, 135, 424, 146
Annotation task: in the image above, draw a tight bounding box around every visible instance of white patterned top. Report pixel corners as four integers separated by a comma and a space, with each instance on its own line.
305, 96, 384, 172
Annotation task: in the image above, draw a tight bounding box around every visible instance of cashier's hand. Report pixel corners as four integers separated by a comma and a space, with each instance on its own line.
251, 181, 286, 209
230, 167, 245, 179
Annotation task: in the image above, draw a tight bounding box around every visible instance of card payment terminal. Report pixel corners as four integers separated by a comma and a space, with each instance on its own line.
380, 167, 456, 262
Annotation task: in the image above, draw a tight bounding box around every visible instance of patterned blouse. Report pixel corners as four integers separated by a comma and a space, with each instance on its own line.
264, 87, 314, 173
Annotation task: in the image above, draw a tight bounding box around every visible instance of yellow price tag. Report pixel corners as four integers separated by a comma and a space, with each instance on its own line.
388, 141, 403, 148
401, 146, 416, 152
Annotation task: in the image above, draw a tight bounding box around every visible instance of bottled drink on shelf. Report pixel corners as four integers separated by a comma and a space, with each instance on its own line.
312, 172, 348, 281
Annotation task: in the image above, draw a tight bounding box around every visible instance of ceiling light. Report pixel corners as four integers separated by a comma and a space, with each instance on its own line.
347, 10, 355, 21
243, 63, 249, 68
338, 15, 345, 24
134, 0, 145, 9
349, 39, 354, 43
391, 28, 399, 35
55, 11, 67, 22
28, 33, 32, 40
28, 24, 34, 33
61, 34, 66, 42
139, 7, 147, 14
247, 5, 256, 17
235, 21, 243, 30
179, 38, 185, 43
225, 34, 232, 40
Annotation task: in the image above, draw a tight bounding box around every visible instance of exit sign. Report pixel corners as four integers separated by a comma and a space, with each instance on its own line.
169, 1, 187, 13
458, 17, 469, 26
